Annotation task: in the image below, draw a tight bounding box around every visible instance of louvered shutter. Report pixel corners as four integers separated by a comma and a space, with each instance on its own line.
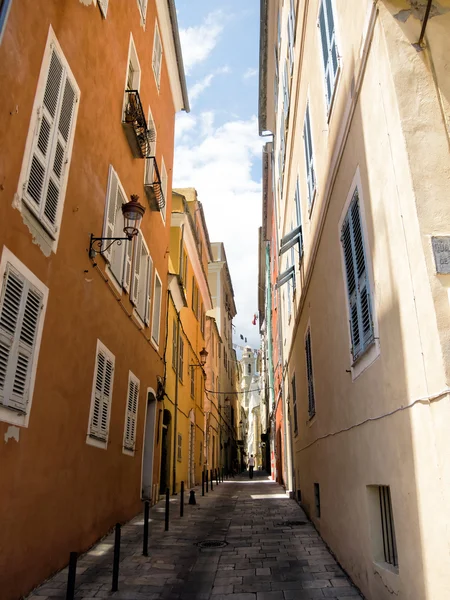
319, 0, 339, 110
123, 235, 133, 293
152, 26, 162, 86
0, 265, 43, 412
341, 193, 374, 360
131, 233, 142, 306
145, 255, 153, 326
90, 348, 113, 441
98, 0, 109, 18
25, 48, 77, 236
305, 330, 315, 417
124, 375, 139, 450
109, 186, 127, 283
103, 166, 119, 263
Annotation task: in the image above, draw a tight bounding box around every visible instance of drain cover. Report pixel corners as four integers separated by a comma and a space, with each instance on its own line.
275, 520, 307, 527
196, 540, 228, 549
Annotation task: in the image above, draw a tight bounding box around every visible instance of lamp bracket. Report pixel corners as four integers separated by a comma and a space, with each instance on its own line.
89, 234, 132, 259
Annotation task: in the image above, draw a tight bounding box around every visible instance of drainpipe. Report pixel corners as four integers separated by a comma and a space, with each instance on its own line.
418, 0, 432, 46
172, 312, 180, 495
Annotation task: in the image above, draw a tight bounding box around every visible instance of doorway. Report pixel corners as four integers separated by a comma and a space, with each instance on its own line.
159, 409, 172, 494
141, 391, 157, 500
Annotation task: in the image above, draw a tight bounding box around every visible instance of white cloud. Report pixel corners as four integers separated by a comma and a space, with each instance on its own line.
174, 113, 197, 143
179, 11, 225, 74
173, 114, 264, 349
188, 66, 230, 105
243, 67, 258, 80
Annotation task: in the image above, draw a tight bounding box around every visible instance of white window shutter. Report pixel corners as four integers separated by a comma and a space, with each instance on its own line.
124, 375, 139, 450
145, 255, 153, 326
98, 0, 109, 18
109, 187, 127, 283
90, 348, 114, 441
131, 233, 143, 305
0, 266, 43, 412
103, 166, 119, 263
123, 237, 133, 293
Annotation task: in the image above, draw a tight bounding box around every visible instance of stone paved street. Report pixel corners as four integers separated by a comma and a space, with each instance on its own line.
28, 473, 363, 600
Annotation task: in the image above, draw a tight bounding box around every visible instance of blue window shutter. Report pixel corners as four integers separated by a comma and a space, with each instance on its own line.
341, 192, 374, 359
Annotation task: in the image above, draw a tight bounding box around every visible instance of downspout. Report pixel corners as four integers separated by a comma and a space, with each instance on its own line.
418, 0, 432, 46
265, 243, 275, 413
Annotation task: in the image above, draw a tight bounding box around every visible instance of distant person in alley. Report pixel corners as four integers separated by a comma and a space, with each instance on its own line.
248, 455, 255, 479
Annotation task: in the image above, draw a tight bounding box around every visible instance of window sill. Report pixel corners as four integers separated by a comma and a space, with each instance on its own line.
307, 412, 316, 426
350, 337, 380, 381
0, 404, 28, 427
123, 447, 135, 457
374, 560, 399, 576
86, 435, 108, 450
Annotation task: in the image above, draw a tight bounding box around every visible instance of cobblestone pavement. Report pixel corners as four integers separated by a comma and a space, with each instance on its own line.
28, 472, 363, 600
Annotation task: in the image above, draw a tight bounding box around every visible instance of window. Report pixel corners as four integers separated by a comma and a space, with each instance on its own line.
368, 485, 398, 568
151, 271, 162, 346
181, 249, 188, 286
160, 157, 167, 222
123, 372, 140, 452
102, 165, 131, 288
291, 375, 298, 434
21, 36, 79, 240
305, 328, 315, 418
190, 363, 195, 398
0, 251, 47, 422
172, 319, 177, 370
131, 233, 153, 324
314, 483, 321, 518
178, 337, 184, 382
287, 0, 296, 73
137, 0, 148, 24
152, 22, 162, 88
247, 363, 251, 375
303, 103, 316, 208
147, 106, 157, 157
341, 190, 374, 361
98, 0, 108, 18
177, 433, 182, 461
319, 0, 339, 111
294, 178, 304, 255
125, 37, 141, 92
0, 0, 13, 44
87, 341, 115, 446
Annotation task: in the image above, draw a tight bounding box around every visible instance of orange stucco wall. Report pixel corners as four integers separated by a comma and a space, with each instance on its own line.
0, 1, 179, 598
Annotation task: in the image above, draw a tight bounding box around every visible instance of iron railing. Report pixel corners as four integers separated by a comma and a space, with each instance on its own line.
144, 156, 165, 211
122, 90, 155, 159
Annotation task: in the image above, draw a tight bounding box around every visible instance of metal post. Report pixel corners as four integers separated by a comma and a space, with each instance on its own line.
202, 470, 205, 496
210, 469, 214, 491
112, 523, 121, 592
143, 501, 149, 557
205, 469, 209, 493
165, 488, 170, 531
180, 481, 184, 517
216, 469, 219, 485
66, 552, 77, 600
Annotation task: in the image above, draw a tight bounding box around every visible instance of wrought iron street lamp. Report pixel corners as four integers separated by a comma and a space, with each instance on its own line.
190, 347, 208, 369
89, 194, 146, 259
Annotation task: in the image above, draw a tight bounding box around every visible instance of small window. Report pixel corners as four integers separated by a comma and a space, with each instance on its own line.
178, 337, 184, 382
131, 233, 153, 325
305, 328, 315, 418
247, 363, 251, 375
367, 485, 398, 569
123, 372, 140, 452
319, 0, 339, 111
0, 0, 13, 44
20, 37, 79, 241
341, 190, 374, 361
126, 37, 141, 91
0, 253, 47, 421
314, 483, 321, 518
303, 103, 316, 208
160, 157, 167, 222
137, 0, 148, 24
151, 271, 162, 346
152, 22, 163, 88
190, 363, 195, 398
172, 319, 177, 370
147, 106, 157, 157
87, 341, 115, 446
291, 374, 298, 434
177, 433, 182, 461
98, 0, 109, 18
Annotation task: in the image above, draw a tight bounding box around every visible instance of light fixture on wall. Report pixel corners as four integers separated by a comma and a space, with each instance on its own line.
88, 194, 146, 259
190, 347, 208, 369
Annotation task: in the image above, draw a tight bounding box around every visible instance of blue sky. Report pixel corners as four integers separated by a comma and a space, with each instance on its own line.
174, 1, 264, 352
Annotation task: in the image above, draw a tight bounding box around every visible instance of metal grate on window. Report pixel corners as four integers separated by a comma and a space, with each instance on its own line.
379, 486, 398, 567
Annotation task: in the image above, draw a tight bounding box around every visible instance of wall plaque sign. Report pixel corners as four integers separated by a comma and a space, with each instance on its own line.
432, 237, 450, 274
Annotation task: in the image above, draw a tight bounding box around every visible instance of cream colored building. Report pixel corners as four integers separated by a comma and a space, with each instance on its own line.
259, 0, 450, 598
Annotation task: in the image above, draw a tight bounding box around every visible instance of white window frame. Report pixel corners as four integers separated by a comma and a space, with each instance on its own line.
160, 156, 167, 223
338, 168, 379, 380
86, 340, 115, 449
102, 165, 133, 293
98, 0, 109, 18
0, 247, 48, 428
15, 27, 80, 254
136, 0, 148, 26
151, 270, 163, 347
147, 105, 157, 157
123, 34, 141, 123
303, 101, 316, 212
152, 21, 163, 90
123, 371, 140, 455
131, 232, 153, 326
317, 0, 341, 116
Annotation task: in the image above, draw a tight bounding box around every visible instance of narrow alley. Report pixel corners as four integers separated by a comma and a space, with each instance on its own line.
29, 474, 361, 600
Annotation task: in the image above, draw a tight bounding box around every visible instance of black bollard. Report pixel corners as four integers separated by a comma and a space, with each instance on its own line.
180, 481, 184, 517
216, 469, 219, 485
165, 488, 170, 531
143, 501, 149, 557
205, 469, 209, 493
210, 469, 213, 491
66, 552, 77, 600
189, 490, 196, 505
202, 470, 205, 496
221, 468, 224, 482
112, 523, 121, 592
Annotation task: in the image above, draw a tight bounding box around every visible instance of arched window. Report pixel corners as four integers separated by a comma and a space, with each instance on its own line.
247, 363, 251, 375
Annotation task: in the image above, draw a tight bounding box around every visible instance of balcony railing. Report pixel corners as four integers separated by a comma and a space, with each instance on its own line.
122, 90, 155, 159
144, 156, 165, 211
